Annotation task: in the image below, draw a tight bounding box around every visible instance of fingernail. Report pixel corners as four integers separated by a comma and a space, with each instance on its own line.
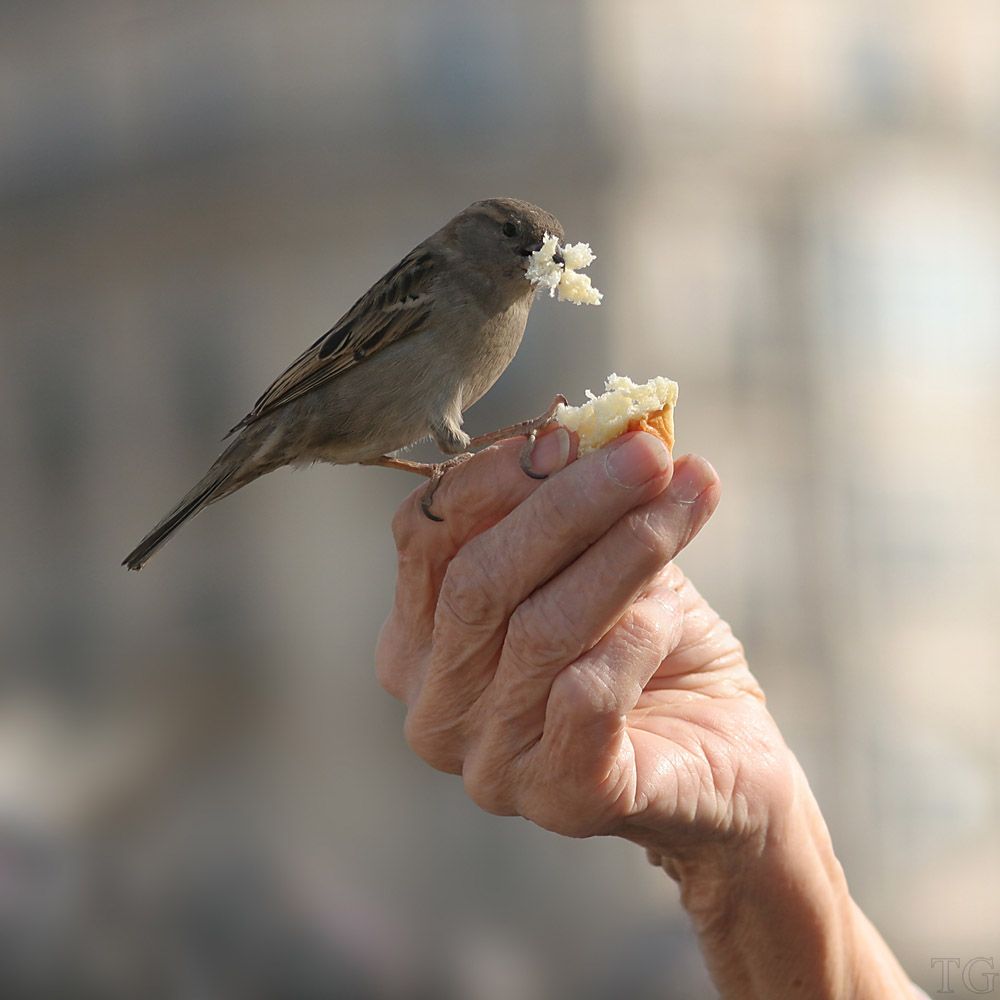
605, 432, 671, 488
530, 427, 570, 476
666, 456, 717, 504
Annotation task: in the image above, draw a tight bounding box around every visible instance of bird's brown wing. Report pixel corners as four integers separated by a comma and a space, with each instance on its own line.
227, 245, 438, 435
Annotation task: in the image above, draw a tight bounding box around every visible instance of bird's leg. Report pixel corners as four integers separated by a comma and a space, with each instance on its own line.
429, 411, 471, 456
366, 395, 568, 522
467, 394, 568, 480
364, 455, 439, 478
363, 453, 473, 522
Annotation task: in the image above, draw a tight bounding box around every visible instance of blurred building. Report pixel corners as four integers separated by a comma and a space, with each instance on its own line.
1, 2, 998, 997
591, 5, 1000, 981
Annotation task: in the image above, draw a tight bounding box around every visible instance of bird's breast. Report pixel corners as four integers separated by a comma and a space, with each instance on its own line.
459, 293, 534, 412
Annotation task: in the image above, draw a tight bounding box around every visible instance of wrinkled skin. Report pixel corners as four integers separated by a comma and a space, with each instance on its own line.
375, 429, 916, 1000
376, 429, 790, 855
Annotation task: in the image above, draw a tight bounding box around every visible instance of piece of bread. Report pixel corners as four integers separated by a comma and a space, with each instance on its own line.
554, 374, 678, 454
627, 408, 675, 452
525, 233, 603, 305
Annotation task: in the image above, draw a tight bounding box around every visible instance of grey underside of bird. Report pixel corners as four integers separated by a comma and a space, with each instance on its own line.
122, 295, 534, 571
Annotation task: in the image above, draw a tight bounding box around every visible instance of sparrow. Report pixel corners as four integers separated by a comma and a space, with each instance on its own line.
123, 197, 566, 570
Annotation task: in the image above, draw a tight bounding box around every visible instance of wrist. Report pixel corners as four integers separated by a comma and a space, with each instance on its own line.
652, 755, 912, 999
682, 761, 855, 997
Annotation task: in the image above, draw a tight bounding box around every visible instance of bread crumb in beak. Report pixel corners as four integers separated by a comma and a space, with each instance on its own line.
525, 233, 603, 305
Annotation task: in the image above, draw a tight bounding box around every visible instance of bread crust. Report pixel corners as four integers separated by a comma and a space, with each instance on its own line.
627, 407, 675, 452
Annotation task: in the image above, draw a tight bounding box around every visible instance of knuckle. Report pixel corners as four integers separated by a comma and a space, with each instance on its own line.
626, 510, 673, 565
623, 601, 673, 654
504, 597, 579, 672
550, 663, 624, 724
391, 497, 420, 553
462, 752, 515, 816
539, 487, 584, 542
436, 547, 499, 630
526, 790, 607, 839
403, 706, 463, 774
374, 619, 409, 702
375, 656, 407, 702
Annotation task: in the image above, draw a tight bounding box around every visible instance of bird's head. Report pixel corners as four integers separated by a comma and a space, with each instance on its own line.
450, 198, 566, 287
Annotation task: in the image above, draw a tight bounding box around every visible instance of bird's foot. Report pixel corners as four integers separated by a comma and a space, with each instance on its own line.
418, 454, 475, 521
366, 394, 567, 522
364, 453, 474, 522
467, 394, 567, 480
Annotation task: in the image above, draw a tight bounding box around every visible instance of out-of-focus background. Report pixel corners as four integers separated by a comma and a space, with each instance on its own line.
2, 2, 998, 997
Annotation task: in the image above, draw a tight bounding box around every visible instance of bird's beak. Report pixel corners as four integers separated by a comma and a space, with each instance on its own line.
522, 241, 565, 266
521, 241, 565, 266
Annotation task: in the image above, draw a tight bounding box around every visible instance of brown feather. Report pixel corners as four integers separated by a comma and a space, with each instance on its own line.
227, 247, 438, 435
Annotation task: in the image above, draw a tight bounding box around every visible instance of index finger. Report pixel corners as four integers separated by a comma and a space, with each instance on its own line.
408, 433, 673, 722
386, 426, 575, 645
394, 428, 573, 554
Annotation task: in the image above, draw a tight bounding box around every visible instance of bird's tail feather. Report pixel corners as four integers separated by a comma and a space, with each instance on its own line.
123, 431, 264, 571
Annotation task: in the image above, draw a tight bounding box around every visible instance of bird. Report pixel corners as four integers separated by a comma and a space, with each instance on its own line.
123, 197, 566, 570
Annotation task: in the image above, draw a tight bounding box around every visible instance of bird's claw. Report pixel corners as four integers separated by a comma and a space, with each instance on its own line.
467, 394, 567, 481
372, 394, 569, 522
519, 431, 550, 479
418, 453, 474, 522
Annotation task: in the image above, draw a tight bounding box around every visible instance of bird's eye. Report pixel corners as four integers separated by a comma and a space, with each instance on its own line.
502, 221, 518, 238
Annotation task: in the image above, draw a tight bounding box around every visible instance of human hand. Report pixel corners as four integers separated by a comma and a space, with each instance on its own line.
376, 428, 915, 999
376, 429, 789, 855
